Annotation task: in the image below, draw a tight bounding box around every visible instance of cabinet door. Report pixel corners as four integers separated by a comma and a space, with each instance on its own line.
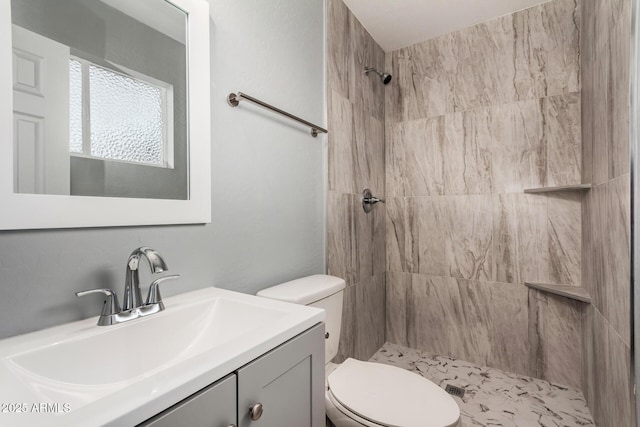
139, 373, 237, 427
237, 323, 325, 427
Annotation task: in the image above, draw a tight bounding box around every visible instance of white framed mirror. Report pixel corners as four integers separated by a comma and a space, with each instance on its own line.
0, 0, 210, 229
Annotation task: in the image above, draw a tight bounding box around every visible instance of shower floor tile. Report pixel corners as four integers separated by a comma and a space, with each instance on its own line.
369, 343, 594, 427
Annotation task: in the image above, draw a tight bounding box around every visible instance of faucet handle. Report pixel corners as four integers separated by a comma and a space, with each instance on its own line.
146, 275, 180, 307
76, 288, 122, 326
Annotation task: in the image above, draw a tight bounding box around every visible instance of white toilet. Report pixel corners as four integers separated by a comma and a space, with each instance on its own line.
257, 274, 461, 427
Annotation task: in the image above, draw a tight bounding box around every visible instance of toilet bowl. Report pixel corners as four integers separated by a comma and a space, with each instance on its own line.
257, 274, 461, 427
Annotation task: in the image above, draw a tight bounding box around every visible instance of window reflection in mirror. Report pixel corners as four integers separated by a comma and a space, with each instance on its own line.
10, 0, 188, 200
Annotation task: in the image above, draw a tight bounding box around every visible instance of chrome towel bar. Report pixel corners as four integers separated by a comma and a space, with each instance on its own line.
227, 91, 328, 137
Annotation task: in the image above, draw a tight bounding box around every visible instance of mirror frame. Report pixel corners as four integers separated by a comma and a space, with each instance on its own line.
0, 0, 211, 229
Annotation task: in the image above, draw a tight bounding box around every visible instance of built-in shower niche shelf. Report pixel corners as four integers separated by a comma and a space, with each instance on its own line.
523, 184, 592, 194
525, 282, 591, 303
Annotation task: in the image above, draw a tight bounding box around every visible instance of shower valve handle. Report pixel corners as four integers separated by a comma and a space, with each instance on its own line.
362, 189, 385, 213
364, 195, 385, 204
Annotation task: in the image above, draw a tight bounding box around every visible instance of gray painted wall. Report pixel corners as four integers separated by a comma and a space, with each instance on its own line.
0, 0, 326, 339
12, 0, 188, 199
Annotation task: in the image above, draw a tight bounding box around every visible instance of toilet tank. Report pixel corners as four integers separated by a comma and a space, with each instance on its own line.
257, 275, 346, 363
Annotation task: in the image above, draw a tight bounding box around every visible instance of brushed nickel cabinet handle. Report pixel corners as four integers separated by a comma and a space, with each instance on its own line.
250, 402, 263, 421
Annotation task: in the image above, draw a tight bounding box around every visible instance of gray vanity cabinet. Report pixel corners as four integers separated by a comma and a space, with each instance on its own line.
139, 373, 237, 427
237, 323, 325, 427
138, 323, 324, 427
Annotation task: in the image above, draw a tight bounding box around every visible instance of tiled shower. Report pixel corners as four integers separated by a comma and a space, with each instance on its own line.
326, 0, 634, 425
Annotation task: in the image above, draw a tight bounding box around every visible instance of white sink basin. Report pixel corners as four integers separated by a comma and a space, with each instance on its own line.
10, 297, 288, 385
0, 287, 324, 427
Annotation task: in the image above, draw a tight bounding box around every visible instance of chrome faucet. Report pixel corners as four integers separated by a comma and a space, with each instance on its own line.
123, 247, 168, 310
76, 247, 179, 326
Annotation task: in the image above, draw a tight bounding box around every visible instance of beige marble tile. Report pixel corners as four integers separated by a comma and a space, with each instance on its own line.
545, 93, 582, 187
591, 308, 611, 422
327, 0, 387, 121
443, 196, 493, 281
443, 110, 492, 195
581, 304, 595, 409
385, 272, 409, 347
387, 0, 579, 119
581, 189, 595, 300
348, 12, 385, 122
466, 280, 529, 374
595, 0, 628, 52
326, 0, 350, 98
580, 0, 595, 185
528, 0, 581, 96
386, 40, 453, 124
591, 42, 610, 185
403, 117, 445, 196
605, 318, 634, 427
327, 90, 354, 193
588, 183, 608, 312
327, 191, 357, 286
402, 69, 453, 123
334, 282, 356, 364
450, 0, 579, 111
528, 290, 582, 389
448, 14, 518, 111
547, 193, 582, 285
353, 107, 385, 197
326, 0, 386, 369
328, 91, 384, 196
588, 0, 631, 185
407, 274, 529, 375
405, 39, 454, 121
582, 178, 630, 346
355, 195, 386, 280
372, 203, 386, 276
586, 307, 634, 427
406, 274, 459, 356
385, 197, 405, 273
489, 100, 546, 193
384, 51, 402, 124
579, 23, 632, 427
354, 274, 386, 360
405, 197, 446, 276
512, 9, 546, 101
493, 194, 548, 285
608, 0, 631, 180
385, 122, 404, 197
328, 192, 385, 287
604, 174, 630, 344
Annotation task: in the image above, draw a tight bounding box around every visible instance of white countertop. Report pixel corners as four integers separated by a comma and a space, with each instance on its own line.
0, 287, 325, 426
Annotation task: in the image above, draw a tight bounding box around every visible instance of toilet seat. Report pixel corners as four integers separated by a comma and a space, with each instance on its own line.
327, 389, 386, 427
327, 359, 460, 427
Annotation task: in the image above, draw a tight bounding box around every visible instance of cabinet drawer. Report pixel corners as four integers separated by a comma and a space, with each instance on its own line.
139, 373, 237, 427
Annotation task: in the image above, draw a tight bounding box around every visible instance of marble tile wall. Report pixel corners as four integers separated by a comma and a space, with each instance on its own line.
580, 0, 634, 425
385, 0, 586, 387
328, 1, 634, 422
528, 290, 582, 389
327, 0, 386, 362
386, 272, 530, 375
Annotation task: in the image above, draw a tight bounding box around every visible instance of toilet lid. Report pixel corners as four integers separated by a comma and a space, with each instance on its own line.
327, 359, 460, 427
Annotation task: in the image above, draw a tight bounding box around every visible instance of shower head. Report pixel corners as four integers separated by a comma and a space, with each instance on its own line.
364, 67, 392, 85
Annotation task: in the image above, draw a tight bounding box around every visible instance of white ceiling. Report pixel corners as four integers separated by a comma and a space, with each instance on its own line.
342, 0, 552, 52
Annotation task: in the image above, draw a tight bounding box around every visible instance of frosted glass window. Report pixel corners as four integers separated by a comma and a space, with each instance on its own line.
69, 59, 83, 153
89, 65, 164, 165
67, 58, 172, 168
